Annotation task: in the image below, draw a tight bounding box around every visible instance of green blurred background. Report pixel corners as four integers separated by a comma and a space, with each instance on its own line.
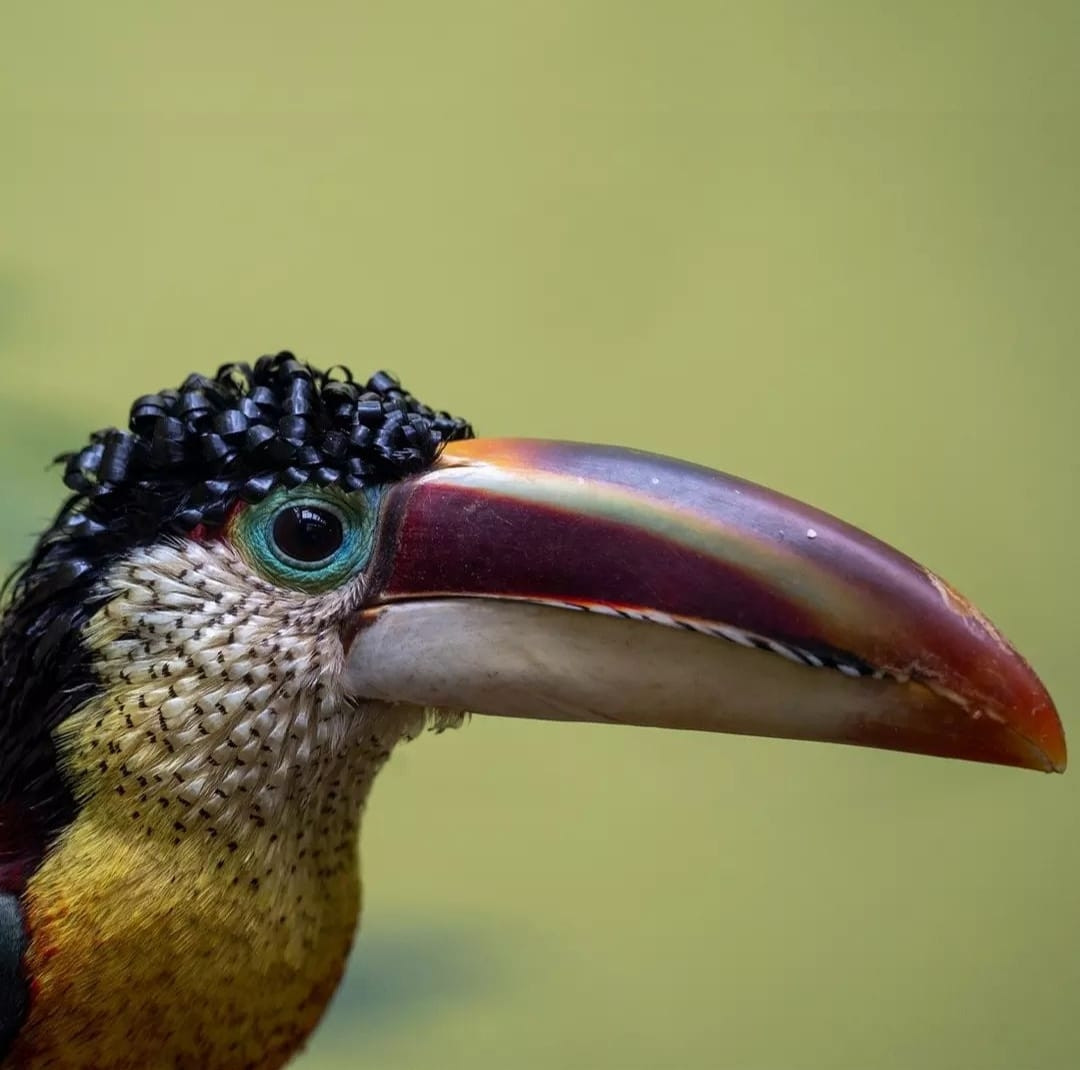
3, 3, 1079, 1067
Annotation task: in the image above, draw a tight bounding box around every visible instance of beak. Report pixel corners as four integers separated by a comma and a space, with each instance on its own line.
345, 439, 1066, 773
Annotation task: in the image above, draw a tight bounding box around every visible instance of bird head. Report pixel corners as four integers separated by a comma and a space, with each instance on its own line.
0, 353, 1065, 878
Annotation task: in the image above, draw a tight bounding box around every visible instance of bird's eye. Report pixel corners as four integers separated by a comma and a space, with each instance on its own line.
271, 505, 345, 565
230, 487, 379, 593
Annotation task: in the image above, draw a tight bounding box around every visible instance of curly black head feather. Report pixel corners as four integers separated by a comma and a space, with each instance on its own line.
56, 351, 472, 560
0, 353, 473, 862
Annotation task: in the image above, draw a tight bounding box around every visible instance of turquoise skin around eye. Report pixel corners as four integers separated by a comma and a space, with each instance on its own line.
230, 485, 381, 593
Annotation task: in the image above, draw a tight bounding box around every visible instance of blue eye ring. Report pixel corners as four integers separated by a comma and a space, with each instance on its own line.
231, 486, 379, 593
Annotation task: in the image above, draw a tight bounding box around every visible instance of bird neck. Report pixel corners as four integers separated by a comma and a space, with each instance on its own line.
8, 536, 418, 1069
12, 682, 403, 1069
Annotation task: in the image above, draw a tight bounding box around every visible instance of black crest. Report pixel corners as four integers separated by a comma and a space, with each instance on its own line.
63, 352, 473, 535
0, 353, 473, 862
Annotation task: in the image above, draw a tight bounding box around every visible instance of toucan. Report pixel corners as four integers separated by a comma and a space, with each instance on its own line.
0, 354, 1064, 1069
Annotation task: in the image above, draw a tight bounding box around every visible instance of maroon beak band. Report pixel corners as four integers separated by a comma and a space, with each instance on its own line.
344, 439, 1065, 774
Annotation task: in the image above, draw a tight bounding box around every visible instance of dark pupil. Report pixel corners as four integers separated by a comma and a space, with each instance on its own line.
272, 506, 344, 564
